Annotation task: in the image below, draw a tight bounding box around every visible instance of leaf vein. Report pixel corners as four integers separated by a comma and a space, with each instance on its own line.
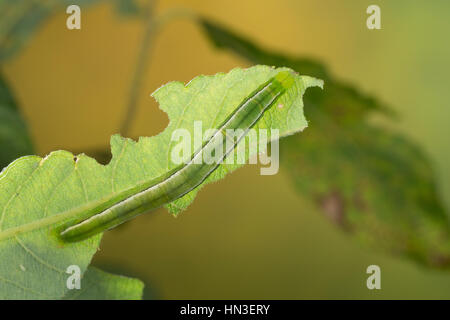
0, 162, 40, 231
15, 235, 65, 275
0, 274, 55, 299
165, 82, 208, 169
111, 139, 129, 193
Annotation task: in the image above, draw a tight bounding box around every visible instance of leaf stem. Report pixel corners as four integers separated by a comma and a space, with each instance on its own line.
120, 0, 159, 136
119, 5, 198, 136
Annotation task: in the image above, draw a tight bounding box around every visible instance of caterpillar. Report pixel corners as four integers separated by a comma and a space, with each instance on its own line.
59, 70, 295, 242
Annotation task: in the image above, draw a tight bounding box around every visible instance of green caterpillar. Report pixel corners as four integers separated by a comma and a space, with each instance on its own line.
59, 71, 295, 242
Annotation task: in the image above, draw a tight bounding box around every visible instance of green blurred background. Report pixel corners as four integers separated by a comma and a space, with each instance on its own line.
1, 0, 450, 298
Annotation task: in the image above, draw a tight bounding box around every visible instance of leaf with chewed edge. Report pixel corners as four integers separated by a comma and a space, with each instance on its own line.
0, 66, 322, 298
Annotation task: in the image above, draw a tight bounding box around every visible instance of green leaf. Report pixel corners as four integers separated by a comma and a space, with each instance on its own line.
63, 267, 144, 300
0, 0, 144, 61
0, 66, 321, 298
199, 19, 450, 268
0, 73, 33, 169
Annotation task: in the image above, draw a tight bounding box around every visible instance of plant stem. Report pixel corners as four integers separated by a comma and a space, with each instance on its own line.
120, 0, 159, 136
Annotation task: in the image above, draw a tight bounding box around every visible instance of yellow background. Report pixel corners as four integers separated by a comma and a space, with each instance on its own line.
2, 0, 450, 298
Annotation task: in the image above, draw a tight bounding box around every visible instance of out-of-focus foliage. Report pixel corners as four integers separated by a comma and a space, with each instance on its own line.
0, 73, 33, 169
63, 267, 144, 300
200, 19, 450, 268
0, 0, 143, 61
